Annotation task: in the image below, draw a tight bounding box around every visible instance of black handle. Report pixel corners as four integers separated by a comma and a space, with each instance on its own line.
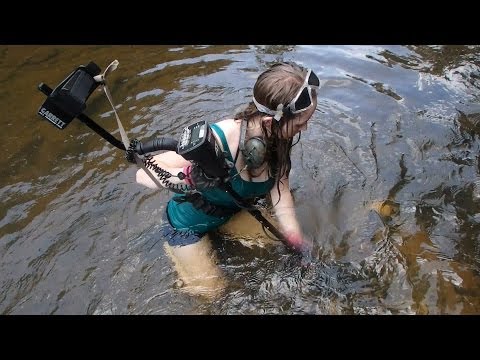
135, 138, 178, 155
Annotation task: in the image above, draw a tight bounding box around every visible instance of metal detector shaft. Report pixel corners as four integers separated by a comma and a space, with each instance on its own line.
248, 208, 287, 242
222, 183, 292, 251
38, 83, 126, 151
38, 81, 291, 251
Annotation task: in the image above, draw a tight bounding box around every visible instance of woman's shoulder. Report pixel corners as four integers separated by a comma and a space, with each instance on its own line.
213, 118, 240, 132
212, 118, 241, 151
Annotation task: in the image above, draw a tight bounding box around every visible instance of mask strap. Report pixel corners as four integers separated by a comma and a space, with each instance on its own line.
274, 104, 284, 121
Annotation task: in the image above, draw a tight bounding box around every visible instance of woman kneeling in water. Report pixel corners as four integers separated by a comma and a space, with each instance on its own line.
136, 62, 319, 297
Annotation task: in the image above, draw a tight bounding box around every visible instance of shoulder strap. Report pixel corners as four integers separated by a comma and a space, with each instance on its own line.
235, 119, 247, 165
210, 123, 234, 162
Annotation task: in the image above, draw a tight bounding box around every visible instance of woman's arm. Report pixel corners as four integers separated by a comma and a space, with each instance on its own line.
269, 176, 308, 252
136, 151, 192, 189
137, 119, 239, 190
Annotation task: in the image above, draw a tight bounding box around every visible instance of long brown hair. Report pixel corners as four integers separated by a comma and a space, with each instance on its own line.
234, 62, 310, 203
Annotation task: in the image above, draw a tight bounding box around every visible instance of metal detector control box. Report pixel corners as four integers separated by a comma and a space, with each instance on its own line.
177, 120, 229, 179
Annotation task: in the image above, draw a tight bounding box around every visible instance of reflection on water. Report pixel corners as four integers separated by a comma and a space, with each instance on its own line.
1, 45, 479, 314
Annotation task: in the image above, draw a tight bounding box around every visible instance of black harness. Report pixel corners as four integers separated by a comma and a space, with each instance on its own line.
142, 120, 287, 245
174, 122, 253, 218
173, 192, 241, 218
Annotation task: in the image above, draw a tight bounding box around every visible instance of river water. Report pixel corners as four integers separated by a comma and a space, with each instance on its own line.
1, 45, 479, 314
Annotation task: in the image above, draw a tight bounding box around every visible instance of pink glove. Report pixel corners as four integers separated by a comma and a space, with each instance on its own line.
285, 232, 314, 264
285, 232, 304, 252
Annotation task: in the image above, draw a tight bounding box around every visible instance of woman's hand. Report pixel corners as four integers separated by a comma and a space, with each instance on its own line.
284, 231, 304, 251
285, 231, 313, 253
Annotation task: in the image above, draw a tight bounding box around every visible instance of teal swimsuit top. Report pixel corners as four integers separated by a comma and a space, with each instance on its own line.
167, 122, 275, 234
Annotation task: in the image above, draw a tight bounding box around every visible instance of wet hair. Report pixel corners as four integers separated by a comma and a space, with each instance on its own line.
234, 61, 313, 205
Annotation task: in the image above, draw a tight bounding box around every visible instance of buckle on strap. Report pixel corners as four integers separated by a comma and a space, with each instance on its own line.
174, 192, 238, 218
173, 192, 201, 203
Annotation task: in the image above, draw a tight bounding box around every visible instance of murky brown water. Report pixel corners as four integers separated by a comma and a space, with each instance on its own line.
1, 45, 479, 314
